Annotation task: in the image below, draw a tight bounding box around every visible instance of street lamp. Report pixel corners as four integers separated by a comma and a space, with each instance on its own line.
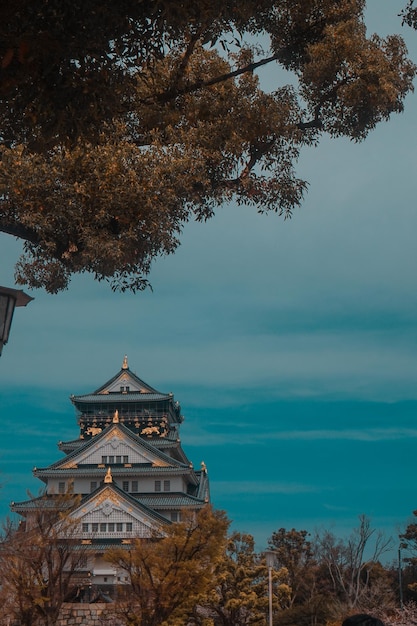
399, 542, 407, 610
264, 550, 277, 626
0, 285, 33, 355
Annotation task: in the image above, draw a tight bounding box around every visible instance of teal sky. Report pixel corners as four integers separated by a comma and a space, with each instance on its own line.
1, 1, 417, 556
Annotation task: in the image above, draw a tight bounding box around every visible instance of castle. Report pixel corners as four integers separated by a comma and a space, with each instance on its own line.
11, 356, 210, 591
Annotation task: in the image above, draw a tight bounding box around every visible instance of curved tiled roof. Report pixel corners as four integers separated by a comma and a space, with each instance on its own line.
10, 494, 76, 512
58, 439, 85, 453
131, 493, 206, 508
72, 392, 170, 404
34, 466, 197, 478
12, 483, 173, 527
196, 469, 210, 501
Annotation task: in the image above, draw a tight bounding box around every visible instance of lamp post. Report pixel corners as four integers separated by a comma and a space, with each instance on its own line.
0, 285, 33, 355
399, 543, 407, 610
265, 550, 276, 626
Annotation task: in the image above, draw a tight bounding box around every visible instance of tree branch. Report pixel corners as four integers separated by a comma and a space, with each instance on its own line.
151, 51, 283, 104
0, 219, 40, 245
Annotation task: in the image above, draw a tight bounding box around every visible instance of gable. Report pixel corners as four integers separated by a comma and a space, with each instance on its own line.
71, 486, 167, 539
99, 370, 148, 394
93, 360, 159, 395
58, 426, 171, 469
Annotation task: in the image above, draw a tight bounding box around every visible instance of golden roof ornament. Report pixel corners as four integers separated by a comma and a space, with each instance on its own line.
113, 410, 119, 423
104, 467, 113, 483
122, 355, 128, 370
201, 461, 207, 473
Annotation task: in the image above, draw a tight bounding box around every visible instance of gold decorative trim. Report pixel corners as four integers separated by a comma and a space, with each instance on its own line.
94, 488, 123, 506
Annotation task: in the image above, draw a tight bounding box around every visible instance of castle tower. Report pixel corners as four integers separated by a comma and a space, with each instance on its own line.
11, 357, 210, 590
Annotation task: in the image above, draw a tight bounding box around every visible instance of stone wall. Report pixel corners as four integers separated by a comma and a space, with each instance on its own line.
57, 603, 122, 626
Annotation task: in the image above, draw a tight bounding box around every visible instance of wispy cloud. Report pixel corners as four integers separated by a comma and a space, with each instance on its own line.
265, 428, 417, 442
184, 427, 417, 447
212, 481, 324, 495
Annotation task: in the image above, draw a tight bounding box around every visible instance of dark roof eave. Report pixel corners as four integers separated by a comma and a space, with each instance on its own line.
72, 393, 171, 405
33, 466, 197, 479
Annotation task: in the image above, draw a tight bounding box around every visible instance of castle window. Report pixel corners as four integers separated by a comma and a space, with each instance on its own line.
125, 386, 130, 392
108, 455, 114, 464
123, 481, 129, 491
123, 455, 129, 463
101, 456, 107, 464
90, 481, 97, 492
82, 523, 89, 532
100, 523, 106, 532
116, 523, 123, 532
155, 480, 161, 492
126, 523, 133, 532
163, 480, 170, 492
92, 523, 98, 532
131, 480, 138, 492
108, 523, 115, 532
58, 482, 65, 494
116, 455, 121, 464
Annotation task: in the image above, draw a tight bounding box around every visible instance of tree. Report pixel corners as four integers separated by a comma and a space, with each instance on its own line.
195, 531, 268, 626
402, 1, 417, 30
314, 515, 393, 612
379, 600, 417, 626
106, 506, 229, 626
0, 1, 415, 292
400, 509, 417, 554
267, 527, 315, 608
0, 493, 87, 626
399, 509, 417, 602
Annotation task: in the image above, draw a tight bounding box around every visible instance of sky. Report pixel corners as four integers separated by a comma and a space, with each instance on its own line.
1, 1, 417, 559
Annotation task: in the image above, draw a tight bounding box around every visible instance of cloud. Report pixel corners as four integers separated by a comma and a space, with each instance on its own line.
265, 428, 417, 442
212, 480, 324, 495
183, 426, 417, 447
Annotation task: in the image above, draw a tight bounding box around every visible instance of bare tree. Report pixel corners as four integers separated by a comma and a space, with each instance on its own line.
315, 515, 393, 610
0, 493, 88, 626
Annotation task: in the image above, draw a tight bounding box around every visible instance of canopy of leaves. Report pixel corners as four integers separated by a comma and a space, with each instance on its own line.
268, 527, 314, 607
402, 1, 417, 30
198, 532, 269, 625
106, 506, 229, 626
0, 1, 415, 292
